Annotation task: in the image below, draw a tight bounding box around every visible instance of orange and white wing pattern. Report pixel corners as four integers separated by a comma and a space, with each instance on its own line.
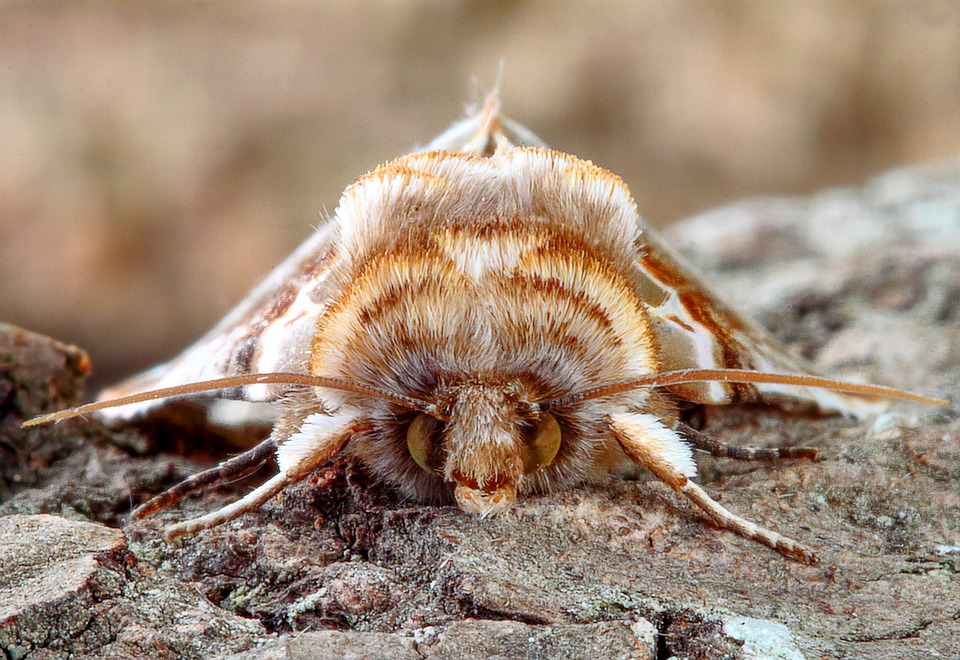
633, 227, 884, 417
96, 222, 342, 421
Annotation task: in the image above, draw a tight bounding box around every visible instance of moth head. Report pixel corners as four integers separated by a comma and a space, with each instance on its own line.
404, 382, 563, 516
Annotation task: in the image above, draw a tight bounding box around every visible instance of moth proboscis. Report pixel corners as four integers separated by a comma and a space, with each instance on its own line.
25, 94, 949, 565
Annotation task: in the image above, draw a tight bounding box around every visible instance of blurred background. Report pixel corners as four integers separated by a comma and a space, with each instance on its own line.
2, 1, 959, 389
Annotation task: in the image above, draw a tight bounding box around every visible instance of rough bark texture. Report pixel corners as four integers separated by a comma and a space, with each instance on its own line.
1, 159, 958, 659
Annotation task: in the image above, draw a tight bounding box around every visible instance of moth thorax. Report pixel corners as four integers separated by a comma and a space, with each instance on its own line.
441, 384, 527, 489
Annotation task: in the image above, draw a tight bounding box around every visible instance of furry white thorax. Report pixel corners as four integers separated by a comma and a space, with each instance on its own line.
334, 148, 641, 270
309, 148, 660, 401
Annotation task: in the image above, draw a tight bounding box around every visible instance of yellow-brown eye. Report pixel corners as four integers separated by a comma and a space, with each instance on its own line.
406, 413, 444, 474
521, 412, 562, 474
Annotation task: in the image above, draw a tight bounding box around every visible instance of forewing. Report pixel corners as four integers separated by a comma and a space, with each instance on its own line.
633, 225, 883, 417
96, 222, 342, 422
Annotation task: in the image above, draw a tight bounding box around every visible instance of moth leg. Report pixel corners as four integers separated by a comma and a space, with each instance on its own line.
679, 422, 819, 462
162, 471, 293, 540
131, 437, 277, 520
609, 412, 818, 565
162, 409, 358, 540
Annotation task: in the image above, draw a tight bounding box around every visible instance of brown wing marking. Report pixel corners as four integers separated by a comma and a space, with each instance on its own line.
634, 228, 882, 417
96, 222, 342, 422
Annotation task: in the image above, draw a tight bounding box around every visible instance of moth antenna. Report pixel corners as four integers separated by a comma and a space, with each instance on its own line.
545, 368, 951, 409
21, 372, 433, 428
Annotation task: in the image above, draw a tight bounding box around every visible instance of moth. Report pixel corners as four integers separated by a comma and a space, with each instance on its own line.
27, 94, 947, 564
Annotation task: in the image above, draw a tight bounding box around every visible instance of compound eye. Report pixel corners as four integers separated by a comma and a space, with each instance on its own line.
406, 413, 444, 474
521, 412, 562, 474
